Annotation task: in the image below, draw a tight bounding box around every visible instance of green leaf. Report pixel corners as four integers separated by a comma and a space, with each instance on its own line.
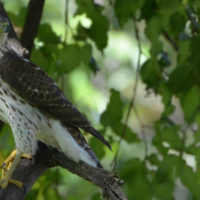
177, 40, 190, 63
157, 0, 181, 16
189, 37, 200, 84
24, 189, 38, 200
154, 183, 174, 200
161, 104, 175, 118
37, 24, 60, 43
147, 154, 160, 165
89, 137, 105, 160
145, 17, 162, 42
112, 122, 139, 144
157, 82, 172, 106
141, 0, 158, 21
168, 12, 186, 39
168, 64, 195, 94
153, 121, 170, 155
100, 89, 123, 127
119, 158, 152, 199
92, 193, 103, 200
162, 126, 182, 150
152, 155, 177, 199
180, 86, 200, 122
140, 58, 162, 89
176, 159, 200, 196
76, 0, 109, 50
114, 0, 145, 26
56, 44, 92, 73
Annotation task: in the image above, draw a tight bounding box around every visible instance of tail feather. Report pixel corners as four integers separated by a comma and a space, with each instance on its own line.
84, 145, 103, 168
84, 127, 112, 150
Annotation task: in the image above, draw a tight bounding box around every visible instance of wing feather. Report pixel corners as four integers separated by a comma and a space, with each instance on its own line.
0, 49, 111, 149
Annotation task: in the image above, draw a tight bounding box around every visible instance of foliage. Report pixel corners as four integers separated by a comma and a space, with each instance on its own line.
1, 0, 200, 199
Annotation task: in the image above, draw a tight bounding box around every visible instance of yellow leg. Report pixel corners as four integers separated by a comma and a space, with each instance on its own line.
1, 150, 32, 189
1, 150, 22, 189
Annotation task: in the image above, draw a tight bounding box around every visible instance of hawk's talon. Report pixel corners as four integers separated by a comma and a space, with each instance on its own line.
0, 150, 24, 189
0, 178, 23, 189
8, 178, 23, 189
1, 163, 7, 172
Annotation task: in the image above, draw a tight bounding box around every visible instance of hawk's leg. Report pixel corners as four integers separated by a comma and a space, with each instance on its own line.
2, 149, 32, 173
0, 150, 32, 189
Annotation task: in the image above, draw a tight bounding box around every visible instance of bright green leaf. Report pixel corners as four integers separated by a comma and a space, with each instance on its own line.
76, 0, 109, 50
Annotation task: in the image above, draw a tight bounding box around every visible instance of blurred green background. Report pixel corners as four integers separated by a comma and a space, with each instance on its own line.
1, 0, 200, 200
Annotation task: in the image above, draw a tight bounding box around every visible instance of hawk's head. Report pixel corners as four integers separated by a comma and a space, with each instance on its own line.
0, 17, 9, 46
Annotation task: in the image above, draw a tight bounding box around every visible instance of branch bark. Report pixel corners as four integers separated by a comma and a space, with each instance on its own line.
20, 0, 45, 57
0, 143, 127, 200
0, 3, 127, 200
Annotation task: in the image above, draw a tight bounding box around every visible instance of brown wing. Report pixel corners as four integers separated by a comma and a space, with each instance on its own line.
0, 49, 111, 149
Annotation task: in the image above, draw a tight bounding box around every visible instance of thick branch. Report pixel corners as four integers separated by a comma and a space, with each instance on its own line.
0, 143, 127, 200
20, 0, 45, 57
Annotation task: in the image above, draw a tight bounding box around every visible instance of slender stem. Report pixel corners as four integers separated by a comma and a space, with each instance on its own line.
163, 31, 179, 51
134, 107, 148, 160
111, 18, 142, 171
64, 0, 69, 43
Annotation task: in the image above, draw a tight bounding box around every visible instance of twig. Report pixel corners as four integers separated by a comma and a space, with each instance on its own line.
20, 0, 45, 57
64, 0, 75, 42
134, 107, 148, 159
162, 31, 179, 51
111, 18, 142, 171
64, 0, 69, 43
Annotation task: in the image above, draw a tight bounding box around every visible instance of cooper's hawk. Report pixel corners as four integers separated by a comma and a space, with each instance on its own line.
0, 18, 111, 188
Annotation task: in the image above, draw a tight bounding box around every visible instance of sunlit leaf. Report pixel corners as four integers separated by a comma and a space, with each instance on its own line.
76, 0, 108, 50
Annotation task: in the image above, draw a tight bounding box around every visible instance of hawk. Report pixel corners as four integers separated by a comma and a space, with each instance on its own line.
0, 18, 111, 189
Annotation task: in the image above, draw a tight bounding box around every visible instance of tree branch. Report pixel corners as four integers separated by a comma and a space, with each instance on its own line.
0, 3, 127, 200
0, 143, 127, 200
20, 0, 45, 57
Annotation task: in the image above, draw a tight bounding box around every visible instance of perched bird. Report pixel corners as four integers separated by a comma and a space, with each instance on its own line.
0, 17, 111, 189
